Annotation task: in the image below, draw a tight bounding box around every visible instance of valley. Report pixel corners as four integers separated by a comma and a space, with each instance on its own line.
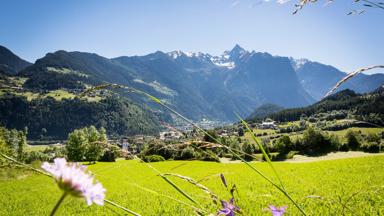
1, 2, 383, 214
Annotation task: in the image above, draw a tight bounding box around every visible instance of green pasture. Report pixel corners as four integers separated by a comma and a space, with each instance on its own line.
1, 156, 384, 215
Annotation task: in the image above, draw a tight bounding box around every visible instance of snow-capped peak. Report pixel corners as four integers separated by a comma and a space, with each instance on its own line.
210, 45, 249, 69
229, 44, 246, 57
167, 50, 212, 59
290, 58, 309, 70
167, 46, 247, 69
167, 50, 185, 59
210, 54, 235, 69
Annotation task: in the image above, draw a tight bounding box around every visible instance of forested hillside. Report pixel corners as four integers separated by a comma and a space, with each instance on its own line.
246, 103, 284, 120
252, 89, 384, 125
0, 93, 162, 140
0, 46, 31, 74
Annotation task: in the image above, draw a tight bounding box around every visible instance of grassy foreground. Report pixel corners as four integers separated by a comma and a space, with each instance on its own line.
1, 156, 384, 215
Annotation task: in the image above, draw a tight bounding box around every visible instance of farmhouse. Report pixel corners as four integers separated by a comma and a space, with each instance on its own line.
159, 130, 183, 141
260, 121, 277, 129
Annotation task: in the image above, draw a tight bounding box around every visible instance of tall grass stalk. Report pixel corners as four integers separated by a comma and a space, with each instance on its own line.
292, 0, 384, 14
50, 192, 68, 216
0, 153, 142, 216
162, 173, 219, 201
236, 114, 286, 189
83, 83, 307, 215
237, 117, 307, 215
323, 65, 384, 98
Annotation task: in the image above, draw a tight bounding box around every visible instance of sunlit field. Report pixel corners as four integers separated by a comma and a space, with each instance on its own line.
1, 1, 384, 216
1, 156, 384, 215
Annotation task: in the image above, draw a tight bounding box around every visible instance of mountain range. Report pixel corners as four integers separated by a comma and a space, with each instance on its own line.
292, 59, 384, 100
0, 46, 31, 74
1, 44, 383, 124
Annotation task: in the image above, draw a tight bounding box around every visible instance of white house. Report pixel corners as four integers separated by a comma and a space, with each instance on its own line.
260, 121, 277, 129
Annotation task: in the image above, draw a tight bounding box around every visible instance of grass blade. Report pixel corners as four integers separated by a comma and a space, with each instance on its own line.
237, 114, 285, 189
163, 173, 219, 201
323, 65, 384, 99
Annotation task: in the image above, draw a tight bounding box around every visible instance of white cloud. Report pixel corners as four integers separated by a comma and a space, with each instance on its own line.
277, 0, 290, 4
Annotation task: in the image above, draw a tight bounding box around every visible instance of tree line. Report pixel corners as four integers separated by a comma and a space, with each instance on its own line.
261, 90, 384, 125
0, 93, 161, 140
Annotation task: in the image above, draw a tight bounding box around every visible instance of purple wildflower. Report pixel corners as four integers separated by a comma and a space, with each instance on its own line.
217, 198, 240, 216
42, 158, 106, 206
268, 205, 287, 216
220, 173, 227, 188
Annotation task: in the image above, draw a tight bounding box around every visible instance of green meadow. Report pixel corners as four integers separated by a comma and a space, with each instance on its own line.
1, 156, 384, 215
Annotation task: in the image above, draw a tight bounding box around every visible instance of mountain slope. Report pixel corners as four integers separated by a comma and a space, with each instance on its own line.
260, 89, 384, 125
0, 69, 165, 139
19, 50, 136, 90
113, 45, 315, 121
0, 45, 31, 74
292, 59, 384, 100
247, 103, 284, 120
2, 45, 383, 124
0, 93, 162, 139
226, 51, 315, 108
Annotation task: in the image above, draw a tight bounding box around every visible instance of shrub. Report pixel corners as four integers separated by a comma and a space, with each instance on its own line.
43, 146, 66, 159
99, 144, 120, 162
179, 146, 197, 160
144, 155, 165, 162
366, 133, 380, 143
267, 152, 282, 161
203, 130, 219, 143
274, 135, 293, 155
99, 150, 116, 162
158, 145, 178, 159
360, 142, 381, 153
360, 133, 382, 153
338, 143, 350, 152
328, 134, 341, 150
345, 130, 360, 150
241, 142, 256, 161
286, 151, 299, 159
24, 151, 50, 164
197, 150, 220, 162
299, 127, 336, 155
30, 160, 43, 169
125, 154, 135, 160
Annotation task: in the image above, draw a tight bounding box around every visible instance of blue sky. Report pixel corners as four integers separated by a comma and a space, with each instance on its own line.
0, 0, 383, 73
